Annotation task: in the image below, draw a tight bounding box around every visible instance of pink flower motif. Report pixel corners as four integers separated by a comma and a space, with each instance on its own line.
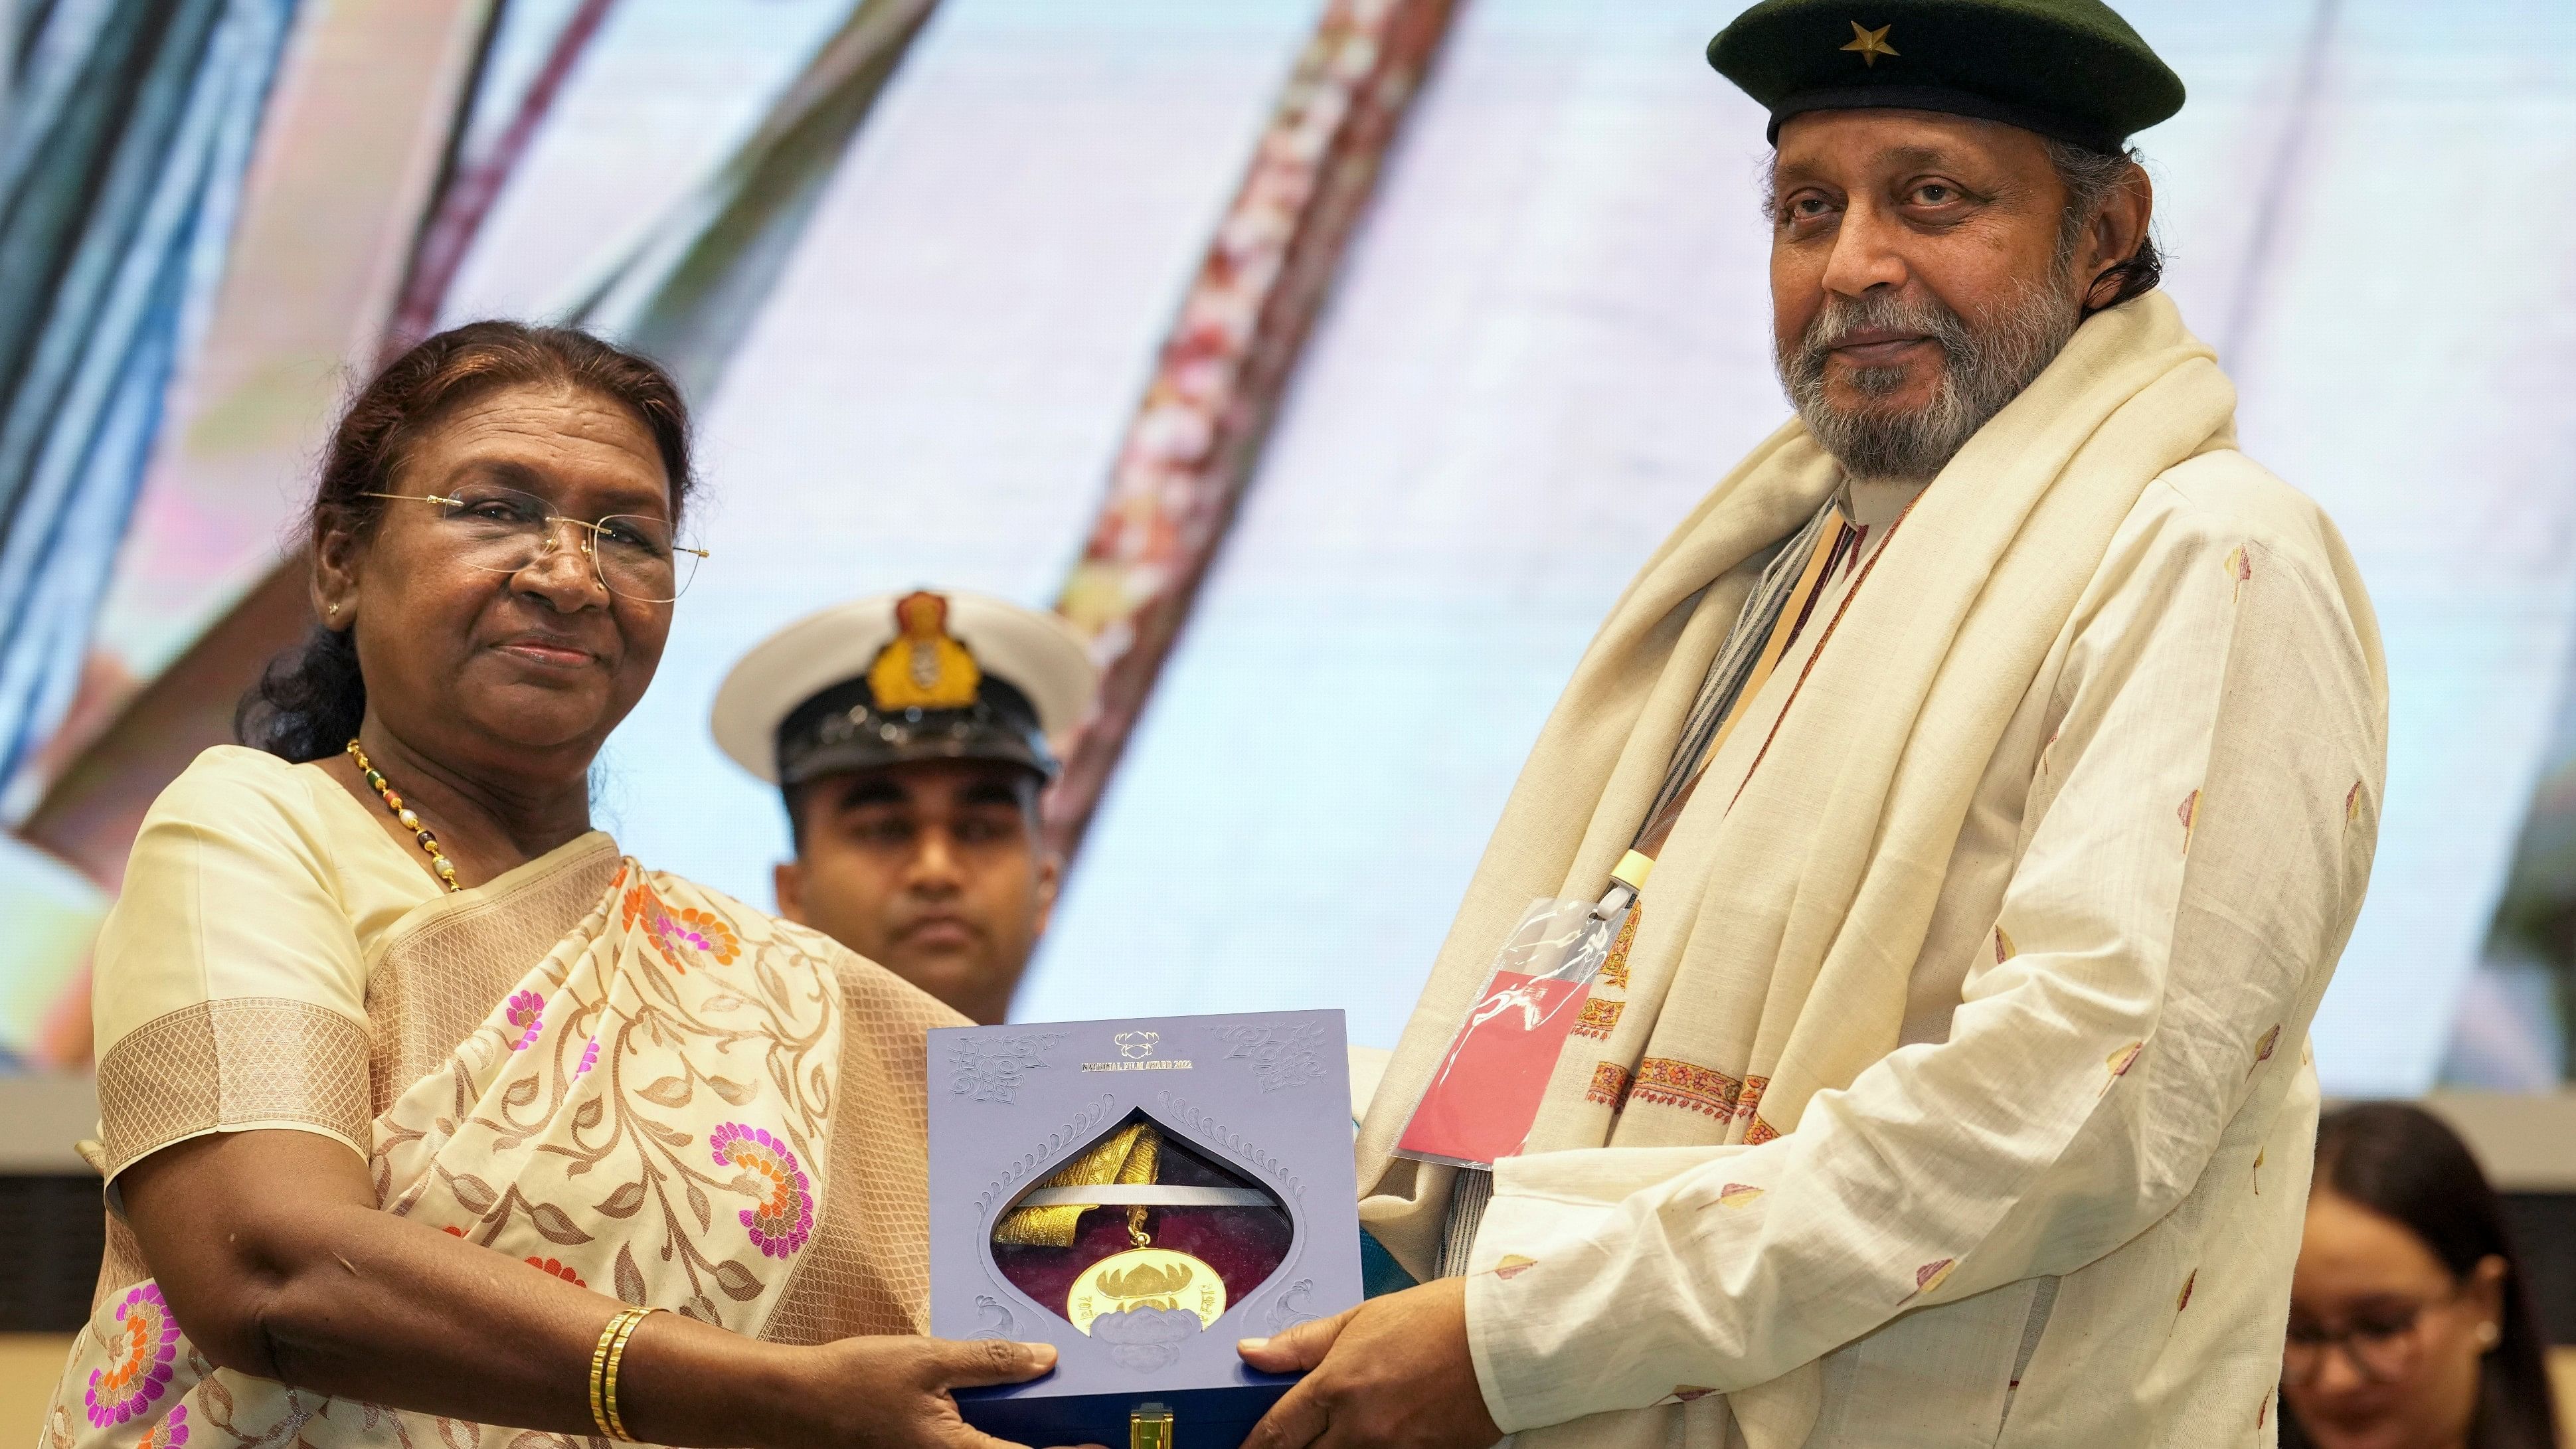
137, 1405, 189, 1448
503, 989, 543, 1051
709, 1122, 814, 1259
86, 1283, 179, 1426
574, 1038, 600, 1076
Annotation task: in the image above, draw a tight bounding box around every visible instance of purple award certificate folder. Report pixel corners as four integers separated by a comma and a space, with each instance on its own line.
929, 1009, 1363, 1448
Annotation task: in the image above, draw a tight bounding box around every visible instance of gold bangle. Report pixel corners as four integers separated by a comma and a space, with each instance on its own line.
588, 1315, 617, 1436
589, 1307, 651, 1440
604, 1306, 659, 1442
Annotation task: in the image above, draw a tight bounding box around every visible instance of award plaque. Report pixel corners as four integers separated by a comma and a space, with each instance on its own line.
930, 1010, 1363, 1448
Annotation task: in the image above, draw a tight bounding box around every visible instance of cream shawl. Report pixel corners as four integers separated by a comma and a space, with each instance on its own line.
1355, 292, 2243, 1432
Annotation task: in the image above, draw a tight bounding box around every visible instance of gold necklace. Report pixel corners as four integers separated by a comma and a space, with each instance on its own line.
345, 738, 460, 892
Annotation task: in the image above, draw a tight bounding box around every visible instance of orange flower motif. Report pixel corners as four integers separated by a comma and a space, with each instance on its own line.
527, 1256, 586, 1288
1914, 1258, 1956, 1296
1716, 1183, 1764, 1209
2223, 545, 2252, 602
656, 904, 741, 966
624, 883, 742, 973
1493, 1254, 1538, 1281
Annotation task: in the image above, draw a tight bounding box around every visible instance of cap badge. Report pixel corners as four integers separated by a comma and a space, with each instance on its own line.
868, 590, 982, 711
1840, 21, 1897, 66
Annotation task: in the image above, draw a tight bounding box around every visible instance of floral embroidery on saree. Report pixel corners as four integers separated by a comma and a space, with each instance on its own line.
502, 989, 544, 1051
84, 1284, 178, 1427
131, 1404, 186, 1448
622, 880, 743, 973
711, 1123, 816, 1259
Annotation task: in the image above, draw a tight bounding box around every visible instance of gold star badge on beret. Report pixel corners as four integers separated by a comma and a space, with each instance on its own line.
1710, 0, 2184, 155
1841, 21, 1897, 66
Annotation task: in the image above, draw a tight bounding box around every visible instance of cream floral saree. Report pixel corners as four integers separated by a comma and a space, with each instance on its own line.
50, 833, 956, 1448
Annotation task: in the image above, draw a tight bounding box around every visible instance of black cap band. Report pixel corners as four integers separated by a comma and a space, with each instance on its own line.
1766, 85, 2124, 155
774, 675, 1056, 786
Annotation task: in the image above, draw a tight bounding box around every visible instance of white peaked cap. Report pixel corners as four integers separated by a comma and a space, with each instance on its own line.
710, 590, 1098, 784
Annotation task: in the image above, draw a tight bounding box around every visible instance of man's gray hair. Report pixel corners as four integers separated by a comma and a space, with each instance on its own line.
2045, 140, 2160, 312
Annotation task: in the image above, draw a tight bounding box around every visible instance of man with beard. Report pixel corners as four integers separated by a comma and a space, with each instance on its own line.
711, 590, 1094, 1023
1238, 1, 2385, 1446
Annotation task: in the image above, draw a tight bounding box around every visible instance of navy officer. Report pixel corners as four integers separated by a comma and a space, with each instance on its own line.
713, 590, 1094, 1023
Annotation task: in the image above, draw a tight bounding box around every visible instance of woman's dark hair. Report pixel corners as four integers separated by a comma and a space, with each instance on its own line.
2279, 1102, 2561, 1449
236, 322, 695, 762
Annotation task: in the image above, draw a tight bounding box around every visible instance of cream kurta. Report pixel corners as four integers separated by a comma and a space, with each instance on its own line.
1351, 296, 2380, 1449
1459, 458, 2371, 1446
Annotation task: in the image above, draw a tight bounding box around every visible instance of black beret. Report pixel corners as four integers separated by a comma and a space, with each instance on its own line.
1708, 0, 2184, 155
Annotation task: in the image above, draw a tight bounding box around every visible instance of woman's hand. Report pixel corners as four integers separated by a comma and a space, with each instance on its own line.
122, 1128, 1073, 1448
734, 1333, 1066, 1449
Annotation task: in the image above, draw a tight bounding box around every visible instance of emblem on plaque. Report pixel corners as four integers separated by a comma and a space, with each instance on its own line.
1069, 1248, 1228, 1335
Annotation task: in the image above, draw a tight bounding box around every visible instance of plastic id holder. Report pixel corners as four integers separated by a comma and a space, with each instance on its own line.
1394, 896, 1628, 1169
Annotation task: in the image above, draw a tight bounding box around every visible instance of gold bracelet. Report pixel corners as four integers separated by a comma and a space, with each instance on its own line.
589, 1307, 653, 1440
604, 1306, 659, 1442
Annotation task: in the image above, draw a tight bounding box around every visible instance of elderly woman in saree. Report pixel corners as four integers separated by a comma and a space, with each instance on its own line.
43, 323, 1061, 1449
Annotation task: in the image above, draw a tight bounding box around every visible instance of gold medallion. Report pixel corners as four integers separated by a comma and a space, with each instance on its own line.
1067, 1246, 1227, 1334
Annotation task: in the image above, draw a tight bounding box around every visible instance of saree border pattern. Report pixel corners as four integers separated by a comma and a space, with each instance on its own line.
96, 997, 371, 1179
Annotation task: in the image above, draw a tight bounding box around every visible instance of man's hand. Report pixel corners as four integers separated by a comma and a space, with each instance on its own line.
1237, 1278, 1503, 1449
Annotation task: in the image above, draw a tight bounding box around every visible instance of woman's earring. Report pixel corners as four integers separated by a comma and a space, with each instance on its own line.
327, 603, 340, 616
2474, 1321, 2500, 1348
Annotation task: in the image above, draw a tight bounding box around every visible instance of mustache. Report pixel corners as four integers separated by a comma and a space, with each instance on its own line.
1783, 291, 1979, 398
1774, 277, 2081, 481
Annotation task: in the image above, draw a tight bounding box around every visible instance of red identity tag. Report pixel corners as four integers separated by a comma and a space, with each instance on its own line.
1395, 898, 1621, 1168
1397, 972, 1592, 1166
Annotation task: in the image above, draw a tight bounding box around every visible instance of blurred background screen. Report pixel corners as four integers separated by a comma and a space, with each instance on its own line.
3, 0, 2575, 1107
